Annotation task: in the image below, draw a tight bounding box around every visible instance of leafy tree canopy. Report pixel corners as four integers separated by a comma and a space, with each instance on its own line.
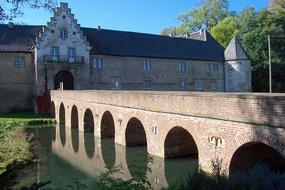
161, 0, 230, 36
270, 0, 285, 14
0, 0, 57, 22
161, 0, 285, 92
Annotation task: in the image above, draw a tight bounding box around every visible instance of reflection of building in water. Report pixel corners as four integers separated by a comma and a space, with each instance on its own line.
52, 125, 197, 189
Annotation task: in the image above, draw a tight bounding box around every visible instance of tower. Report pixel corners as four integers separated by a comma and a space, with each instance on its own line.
224, 37, 252, 92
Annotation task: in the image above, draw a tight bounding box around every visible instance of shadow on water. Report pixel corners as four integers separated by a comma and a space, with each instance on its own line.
101, 138, 115, 169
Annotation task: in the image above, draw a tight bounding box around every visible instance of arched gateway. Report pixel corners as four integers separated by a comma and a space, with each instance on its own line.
54, 70, 74, 90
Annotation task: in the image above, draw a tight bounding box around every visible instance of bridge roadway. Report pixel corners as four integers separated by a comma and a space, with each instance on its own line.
50, 90, 285, 174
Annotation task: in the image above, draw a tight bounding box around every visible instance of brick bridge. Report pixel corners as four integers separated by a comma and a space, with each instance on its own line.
50, 90, 285, 174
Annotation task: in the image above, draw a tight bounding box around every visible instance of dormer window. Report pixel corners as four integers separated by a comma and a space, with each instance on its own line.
60, 28, 68, 39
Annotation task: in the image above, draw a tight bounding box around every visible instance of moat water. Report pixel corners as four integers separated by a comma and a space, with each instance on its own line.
13, 127, 198, 189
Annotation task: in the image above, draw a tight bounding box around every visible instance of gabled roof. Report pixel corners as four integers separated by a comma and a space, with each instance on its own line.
225, 36, 249, 61
0, 24, 225, 61
82, 28, 225, 61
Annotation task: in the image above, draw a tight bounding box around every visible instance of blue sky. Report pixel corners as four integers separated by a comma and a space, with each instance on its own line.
13, 0, 268, 34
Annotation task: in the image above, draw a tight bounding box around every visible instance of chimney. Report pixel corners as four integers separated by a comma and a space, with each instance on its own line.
8, 22, 14, 28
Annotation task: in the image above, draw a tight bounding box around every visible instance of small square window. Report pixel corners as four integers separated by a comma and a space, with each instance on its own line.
144, 60, 152, 70
51, 30, 55, 33
14, 56, 25, 68
93, 58, 103, 69
206, 63, 211, 73
196, 80, 203, 90
178, 63, 186, 72
178, 80, 187, 90
111, 78, 121, 89
213, 64, 219, 72
212, 81, 217, 90
62, 15, 66, 19
143, 80, 151, 90
228, 65, 234, 72
60, 28, 68, 39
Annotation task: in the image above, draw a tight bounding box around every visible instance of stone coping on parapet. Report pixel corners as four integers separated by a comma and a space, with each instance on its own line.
51, 90, 285, 100
51, 90, 285, 128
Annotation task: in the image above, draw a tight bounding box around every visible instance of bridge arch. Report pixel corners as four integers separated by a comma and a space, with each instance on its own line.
59, 103, 65, 125
125, 117, 147, 146
84, 109, 94, 132
71, 105, 79, 128
100, 111, 116, 169
100, 111, 115, 138
229, 141, 285, 174
50, 101, 55, 118
71, 105, 79, 152
59, 103, 66, 146
164, 126, 198, 158
83, 108, 95, 158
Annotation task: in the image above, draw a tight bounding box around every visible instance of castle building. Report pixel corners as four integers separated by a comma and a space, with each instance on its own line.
0, 3, 251, 113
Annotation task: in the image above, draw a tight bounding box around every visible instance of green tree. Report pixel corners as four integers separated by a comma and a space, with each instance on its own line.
210, 16, 239, 48
270, 0, 285, 14
237, 9, 285, 92
0, 0, 57, 22
161, 0, 230, 36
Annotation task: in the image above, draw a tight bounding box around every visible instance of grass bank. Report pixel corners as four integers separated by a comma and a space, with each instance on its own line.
0, 112, 55, 175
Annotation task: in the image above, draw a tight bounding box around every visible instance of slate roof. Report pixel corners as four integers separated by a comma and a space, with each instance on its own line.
0, 24, 42, 52
0, 24, 225, 61
225, 36, 249, 61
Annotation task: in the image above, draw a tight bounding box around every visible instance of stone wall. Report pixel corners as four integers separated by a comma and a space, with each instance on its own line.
89, 54, 225, 91
35, 2, 91, 95
225, 60, 252, 92
0, 52, 34, 112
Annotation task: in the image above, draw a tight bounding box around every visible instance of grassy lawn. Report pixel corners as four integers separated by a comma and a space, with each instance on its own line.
0, 112, 55, 127
0, 112, 55, 175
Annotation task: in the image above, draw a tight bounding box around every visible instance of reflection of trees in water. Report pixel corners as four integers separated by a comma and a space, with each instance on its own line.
165, 157, 198, 184
59, 124, 66, 146
71, 128, 79, 152
101, 138, 115, 169
84, 132, 95, 158
126, 146, 148, 179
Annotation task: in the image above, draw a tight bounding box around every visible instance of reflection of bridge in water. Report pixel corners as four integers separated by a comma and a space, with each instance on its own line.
51, 90, 285, 177
53, 125, 197, 189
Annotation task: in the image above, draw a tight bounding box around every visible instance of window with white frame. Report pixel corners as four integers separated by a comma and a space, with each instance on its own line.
93, 58, 103, 69
213, 64, 219, 72
178, 63, 186, 72
111, 77, 121, 89
14, 56, 25, 68
144, 60, 152, 70
50, 46, 59, 61
178, 80, 187, 90
212, 81, 217, 90
143, 80, 151, 90
68, 48, 76, 63
60, 28, 68, 39
206, 63, 211, 72
228, 65, 234, 72
196, 80, 203, 90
